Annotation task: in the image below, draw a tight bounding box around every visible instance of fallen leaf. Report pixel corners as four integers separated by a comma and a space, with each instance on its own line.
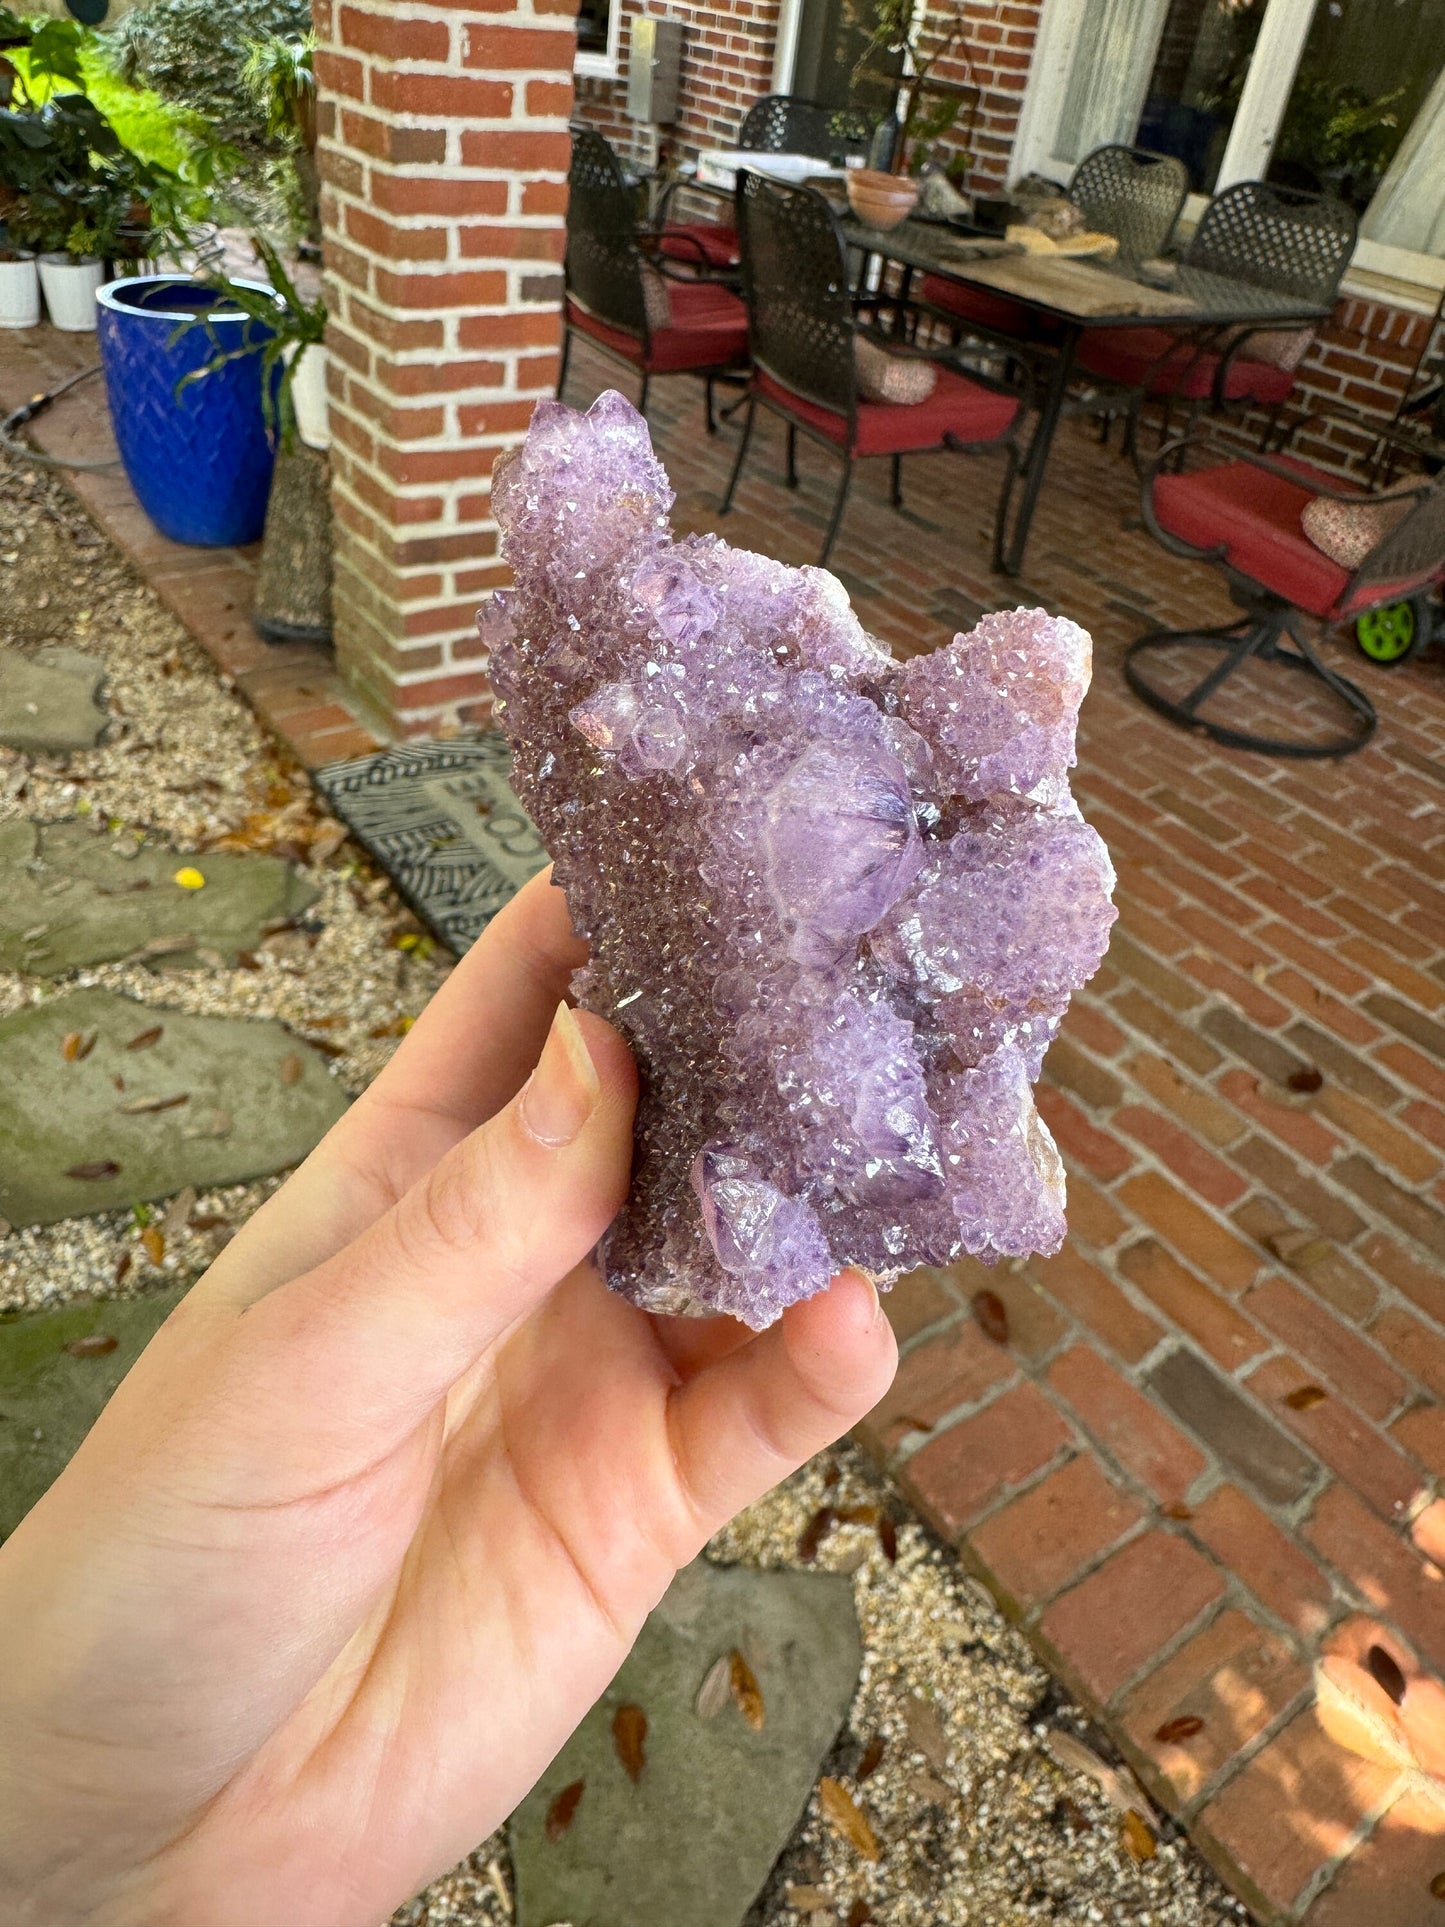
1366, 1644, 1408, 1707
1287, 1066, 1324, 1094
140, 934, 195, 957
818, 1777, 879, 1861
612, 1703, 647, 1783
114, 1252, 132, 1285
236, 950, 261, 971
877, 1515, 898, 1563
61, 1029, 97, 1062
310, 819, 348, 861
1161, 1501, 1194, 1521
280, 1053, 304, 1086
906, 1769, 955, 1806
125, 1026, 163, 1051
162, 1186, 197, 1243
695, 1653, 733, 1720
822, 1461, 842, 1490
1154, 1714, 1204, 1744
846, 1903, 872, 1927
191, 1211, 229, 1232
785, 1888, 833, 1916
1122, 1809, 1157, 1862
856, 1734, 887, 1783
1044, 1731, 1146, 1817
903, 1694, 950, 1772
117, 1093, 189, 1115
1055, 1796, 1093, 1834
730, 1649, 766, 1731
141, 1225, 165, 1267
972, 1288, 1010, 1345
65, 1160, 120, 1181
1285, 1384, 1328, 1411
798, 1505, 837, 1563
65, 1332, 117, 1358
1430, 1870, 1445, 1900
835, 1503, 881, 1527
544, 1779, 584, 1842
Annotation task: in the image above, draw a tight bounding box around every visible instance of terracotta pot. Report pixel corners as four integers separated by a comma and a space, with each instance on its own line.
846, 169, 919, 232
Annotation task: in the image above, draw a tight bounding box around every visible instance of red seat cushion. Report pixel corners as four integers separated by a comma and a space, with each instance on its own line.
657, 222, 740, 270
567, 280, 748, 374
1078, 325, 1297, 405
756, 364, 1018, 456
920, 272, 1031, 339
1153, 458, 1353, 616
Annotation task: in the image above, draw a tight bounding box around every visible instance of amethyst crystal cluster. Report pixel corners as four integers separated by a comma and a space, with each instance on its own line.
486, 392, 1116, 1329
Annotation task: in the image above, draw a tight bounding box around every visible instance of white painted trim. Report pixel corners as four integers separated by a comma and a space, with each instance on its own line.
771, 0, 802, 93
1009, 0, 1089, 183
1212, 0, 1314, 192
574, 0, 622, 81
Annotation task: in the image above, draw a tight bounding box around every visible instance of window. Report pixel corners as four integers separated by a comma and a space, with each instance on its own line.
575, 0, 621, 80
1014, 0, 1445, 290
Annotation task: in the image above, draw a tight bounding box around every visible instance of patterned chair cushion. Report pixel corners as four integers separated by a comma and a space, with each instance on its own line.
1301, 490, 1415, 571
1243, 326, 1315, 372
641, 264, 672, 331
854, 336, 939, 405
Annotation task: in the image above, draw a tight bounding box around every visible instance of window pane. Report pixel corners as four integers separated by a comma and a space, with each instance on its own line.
1268, 0, 1445, 238
576, 0, 611, 57
1135, 0, 1267, 192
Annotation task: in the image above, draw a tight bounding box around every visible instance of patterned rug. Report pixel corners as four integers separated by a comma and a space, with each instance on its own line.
314, 734, 548, 955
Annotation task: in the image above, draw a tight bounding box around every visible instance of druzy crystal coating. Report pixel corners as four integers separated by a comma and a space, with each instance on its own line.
486, 392, 1116, 1329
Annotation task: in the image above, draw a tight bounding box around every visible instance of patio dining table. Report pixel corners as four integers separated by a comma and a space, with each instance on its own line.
841, 214, 1335, 575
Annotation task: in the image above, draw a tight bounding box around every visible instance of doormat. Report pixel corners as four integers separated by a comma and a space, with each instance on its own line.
314, 734, 548, 955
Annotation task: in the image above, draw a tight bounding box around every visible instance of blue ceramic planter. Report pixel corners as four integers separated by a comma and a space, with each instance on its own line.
97, 277, 279, 548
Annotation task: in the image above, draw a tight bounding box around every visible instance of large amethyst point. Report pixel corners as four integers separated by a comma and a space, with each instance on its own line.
488, 392, 1116, 1329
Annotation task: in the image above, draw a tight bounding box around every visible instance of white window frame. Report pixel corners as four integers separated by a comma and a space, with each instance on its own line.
575, 0, 623, 81
1010, 0, 1445, 300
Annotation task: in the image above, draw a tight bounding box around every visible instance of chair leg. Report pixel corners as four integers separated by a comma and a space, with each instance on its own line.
556, 322, 571, 401
705, 376, 716, 435
890, 453, 903, 509
819, 458, 853, 566
638, 372, 650, 418
720, 396, 756, 515
785, 422, 798, 488
990, 441, 1021, 576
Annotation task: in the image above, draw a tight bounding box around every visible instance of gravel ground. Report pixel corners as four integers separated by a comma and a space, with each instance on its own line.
0, 445, 1247, 1927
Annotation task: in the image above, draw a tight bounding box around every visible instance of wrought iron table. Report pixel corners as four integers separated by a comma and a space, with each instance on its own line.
841, 215, 1334, 575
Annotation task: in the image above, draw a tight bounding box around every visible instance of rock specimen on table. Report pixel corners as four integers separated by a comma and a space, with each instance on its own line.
487, 391, 1116, 1329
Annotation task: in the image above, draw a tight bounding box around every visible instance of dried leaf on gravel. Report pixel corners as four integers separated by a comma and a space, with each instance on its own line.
65, 1160, 120, 1181
61, 1029, 96, 1062
279, 1053, 304, 1086
1153, 1715, 1204, 1744
1044, 1731, 1146, 1817
818, 1777, 879, 1861
798, 1506, 837, 1562
125, 1025, 163, 1051
694, 1653, 732, 1719
117, 1092, 188, 1115
730, 1649, 766, 1731
64, 1333, 117, 1358
785, 1887, 833, 1915
1122, 1810, 1157, 1862
114, 1252, 132, 1285
139, 934, 195, 958
1284, 1384, 1328, 1411
877, 1514, 898, 1563
972, 1289, 1010, 1345
162, 1187, 197, 1243
612, 1704, 647, 1783
846, 1902, 872, 1927
906, 1770, 956, 1806
140, 1225, 165, 1267
856, 1734, 886, 1783
903, 1694, 950, 1772
544, 1780, 584, 1842
835, 1503, 881, 1527
310, 820, 348, 862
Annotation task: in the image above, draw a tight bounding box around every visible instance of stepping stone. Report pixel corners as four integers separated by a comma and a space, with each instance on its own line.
509, 1559, 862, 1927
315, 734, 547, 955
0, 988, 348, 1226
0, 819, 317, 977
0, 645, 106, 752
0, 1285, 185, 1541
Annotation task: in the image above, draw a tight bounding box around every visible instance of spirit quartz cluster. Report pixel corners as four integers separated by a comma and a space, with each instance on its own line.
484, 391, 1117, 1329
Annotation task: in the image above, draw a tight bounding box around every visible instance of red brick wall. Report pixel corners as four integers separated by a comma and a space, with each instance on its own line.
314, 0, 575, 737
1286, 298, 1433, 477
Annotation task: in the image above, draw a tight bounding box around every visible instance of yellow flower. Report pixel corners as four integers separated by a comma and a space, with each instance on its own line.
173, 867, 206, 891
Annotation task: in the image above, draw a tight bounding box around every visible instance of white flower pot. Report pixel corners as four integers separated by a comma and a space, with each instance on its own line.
288, 341, 330, 450
0, 253, 39, 329
38, 254, 105, 332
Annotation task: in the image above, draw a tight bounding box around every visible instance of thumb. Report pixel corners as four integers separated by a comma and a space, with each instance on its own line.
220, 1003, 637, 1476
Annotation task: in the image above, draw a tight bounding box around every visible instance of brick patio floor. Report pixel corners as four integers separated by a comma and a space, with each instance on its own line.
7, 314, 1445, 1921
557, 344, 1445, 1925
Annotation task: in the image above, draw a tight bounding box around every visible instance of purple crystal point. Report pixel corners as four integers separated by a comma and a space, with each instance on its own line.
490, 392, 1117, 1328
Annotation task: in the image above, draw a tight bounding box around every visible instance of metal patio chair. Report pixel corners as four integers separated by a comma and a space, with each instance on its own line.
1130, 414, 1445, 757
721, 171, 1025, 567
560, 127, 749, 426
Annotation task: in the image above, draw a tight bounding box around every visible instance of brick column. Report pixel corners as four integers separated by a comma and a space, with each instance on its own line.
313, 0, 575, 737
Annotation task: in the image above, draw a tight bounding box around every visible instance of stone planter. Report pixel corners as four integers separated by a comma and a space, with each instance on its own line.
0, 253, 39, 329
38, 254, 105, 332
253, 443, 333, 645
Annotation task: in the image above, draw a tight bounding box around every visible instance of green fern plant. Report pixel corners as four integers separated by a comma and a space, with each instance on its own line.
172, 234, 325, 453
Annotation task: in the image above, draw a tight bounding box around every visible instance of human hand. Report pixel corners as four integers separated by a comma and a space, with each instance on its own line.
0, 871, 897, 1927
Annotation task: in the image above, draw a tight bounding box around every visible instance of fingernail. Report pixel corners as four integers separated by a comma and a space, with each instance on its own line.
520, 1002, 600, 1147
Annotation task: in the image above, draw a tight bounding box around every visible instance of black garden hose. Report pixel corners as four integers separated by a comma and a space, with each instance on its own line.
0, 362, 121, 471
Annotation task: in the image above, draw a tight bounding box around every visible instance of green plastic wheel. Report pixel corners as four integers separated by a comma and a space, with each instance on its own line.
1355, 599, 1423, 665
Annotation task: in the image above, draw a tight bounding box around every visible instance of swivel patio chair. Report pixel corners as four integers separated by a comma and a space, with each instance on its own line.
1129, 417, 1445, 757
560, 127, 749, 427
721, 171, 1024, 567
1078, 180, 1357, 450
920, 144, 1188, 348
